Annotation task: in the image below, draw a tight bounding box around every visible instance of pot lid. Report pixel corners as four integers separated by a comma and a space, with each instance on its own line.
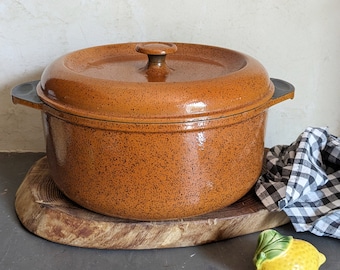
38, 42, 274, 123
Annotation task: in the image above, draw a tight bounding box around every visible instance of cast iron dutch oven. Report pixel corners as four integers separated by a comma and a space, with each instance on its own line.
12, 42, 294, 220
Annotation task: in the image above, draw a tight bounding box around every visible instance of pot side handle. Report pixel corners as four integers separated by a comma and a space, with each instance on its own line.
268, 78, 295, 108
11, 80, 43, 110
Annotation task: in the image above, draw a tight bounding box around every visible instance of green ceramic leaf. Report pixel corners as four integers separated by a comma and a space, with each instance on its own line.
253, 229, 292, 269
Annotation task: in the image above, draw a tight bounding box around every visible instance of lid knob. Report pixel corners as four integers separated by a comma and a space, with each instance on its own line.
136, 42, 177, 82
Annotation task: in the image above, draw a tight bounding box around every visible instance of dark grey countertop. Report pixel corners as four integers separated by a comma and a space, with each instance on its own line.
1, 153, 338, 270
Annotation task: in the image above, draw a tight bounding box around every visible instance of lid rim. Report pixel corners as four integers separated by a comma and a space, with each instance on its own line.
37, 82, 274, 124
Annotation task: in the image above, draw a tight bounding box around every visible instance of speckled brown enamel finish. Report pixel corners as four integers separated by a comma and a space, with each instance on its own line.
42, 106, 267, 220
12, 42, 294, 220
37, 42, 274, 123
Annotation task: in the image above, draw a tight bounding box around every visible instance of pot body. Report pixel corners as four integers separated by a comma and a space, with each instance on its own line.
11, 41, 295, 221
42, 105, 267, 220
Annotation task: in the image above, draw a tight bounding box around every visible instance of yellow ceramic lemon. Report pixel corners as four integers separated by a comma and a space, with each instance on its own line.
253, 229, 326, 270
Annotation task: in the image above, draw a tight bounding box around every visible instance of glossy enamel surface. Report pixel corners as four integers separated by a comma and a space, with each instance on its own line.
12, 42, 294, 220
43, 105, 267, 220
37, 42, 274, 123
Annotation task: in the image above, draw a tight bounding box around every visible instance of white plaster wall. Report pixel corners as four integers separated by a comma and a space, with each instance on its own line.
1, 0, 339, 151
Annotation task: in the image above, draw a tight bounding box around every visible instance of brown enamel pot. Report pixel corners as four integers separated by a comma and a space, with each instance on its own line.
12, 42, 294, 220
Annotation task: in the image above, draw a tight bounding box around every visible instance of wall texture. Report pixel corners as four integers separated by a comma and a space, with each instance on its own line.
1, 0, 339, 151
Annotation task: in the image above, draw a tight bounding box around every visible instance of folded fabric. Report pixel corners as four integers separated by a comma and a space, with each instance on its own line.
255, 127, 340, 239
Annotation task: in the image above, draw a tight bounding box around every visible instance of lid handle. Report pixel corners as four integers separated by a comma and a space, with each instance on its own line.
136, 42, 177, 82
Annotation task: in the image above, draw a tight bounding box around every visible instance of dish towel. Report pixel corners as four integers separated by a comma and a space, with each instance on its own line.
255, 127, 340, 239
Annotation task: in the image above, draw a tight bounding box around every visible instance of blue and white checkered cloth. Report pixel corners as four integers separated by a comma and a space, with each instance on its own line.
255, 127, 340, 239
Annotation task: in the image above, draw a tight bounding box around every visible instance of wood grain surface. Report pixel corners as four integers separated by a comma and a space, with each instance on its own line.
15, 156, 289, 249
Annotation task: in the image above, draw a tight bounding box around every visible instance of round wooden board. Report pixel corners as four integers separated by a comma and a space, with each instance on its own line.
15, 156, 289, 249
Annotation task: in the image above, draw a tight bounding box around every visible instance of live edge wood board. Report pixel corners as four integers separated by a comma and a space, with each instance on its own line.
15, 156, 289, 250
